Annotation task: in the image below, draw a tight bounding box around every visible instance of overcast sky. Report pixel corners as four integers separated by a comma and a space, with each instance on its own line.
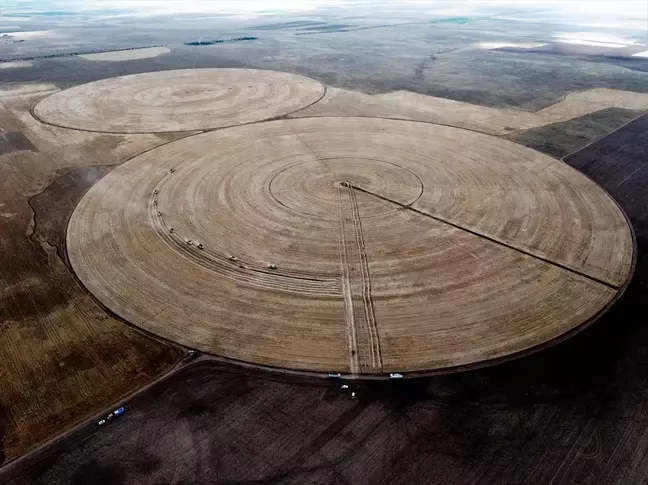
2, 1, 647, 31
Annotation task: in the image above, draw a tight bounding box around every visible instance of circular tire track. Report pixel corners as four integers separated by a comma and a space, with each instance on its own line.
67, 117, 635, 375
268, 158, 424, 220
33, 69, 326, 133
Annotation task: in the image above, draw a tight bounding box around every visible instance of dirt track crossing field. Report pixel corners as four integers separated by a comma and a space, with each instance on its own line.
32, 69, 326, 133
66, 117, 634, 376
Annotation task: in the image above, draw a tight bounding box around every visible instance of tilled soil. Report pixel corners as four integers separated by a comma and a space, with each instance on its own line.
0, 88, 183, 464
4, 113, 648, 485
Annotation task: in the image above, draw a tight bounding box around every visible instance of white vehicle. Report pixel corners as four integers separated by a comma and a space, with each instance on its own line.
389, 373, 404, 379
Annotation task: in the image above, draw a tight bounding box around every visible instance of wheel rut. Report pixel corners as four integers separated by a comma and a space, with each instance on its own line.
337, 182, 382, 374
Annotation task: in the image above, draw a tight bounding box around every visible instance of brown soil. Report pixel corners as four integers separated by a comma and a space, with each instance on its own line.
66, 117, 633, 375
0, 84, 183, 464
0, 70, 641, 466
29, 165, 115, 263
504, 107, 643, 158
33, 69, 325, 133
291, 86, 648, 136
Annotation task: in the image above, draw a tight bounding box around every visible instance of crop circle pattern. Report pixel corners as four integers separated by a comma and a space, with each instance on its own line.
67, 117, 634, 375
33, 69, 326, 133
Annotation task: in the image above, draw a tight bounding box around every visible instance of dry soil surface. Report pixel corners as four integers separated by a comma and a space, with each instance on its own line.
66, 117, 634, 376
32, 69, 326, 133
0, 83, 182, 464
78, 47, 171, 62
292, 87, 648, 136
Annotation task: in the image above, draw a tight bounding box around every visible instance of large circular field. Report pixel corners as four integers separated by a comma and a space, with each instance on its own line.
67, 117, 634, 376
32, 69, 325, 133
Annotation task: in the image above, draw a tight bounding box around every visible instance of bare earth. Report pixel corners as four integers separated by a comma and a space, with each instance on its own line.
78, 47, 171, 62
0, 68, 640, 465
32, 69, 326, 133
0, 62, 33, 70
0, 83, 182, 463
292, 87, 648, 135
66, 116, 634, 375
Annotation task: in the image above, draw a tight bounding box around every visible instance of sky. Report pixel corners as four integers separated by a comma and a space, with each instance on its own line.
2, 1, 647, 31
3, 1, 646, 15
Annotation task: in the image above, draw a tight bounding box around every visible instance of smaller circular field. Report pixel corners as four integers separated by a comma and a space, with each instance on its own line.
32, 69, 325, 133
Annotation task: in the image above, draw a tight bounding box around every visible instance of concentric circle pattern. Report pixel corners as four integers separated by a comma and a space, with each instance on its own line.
269, 158, 423, 220
33, 69, 325, 133
67, 117, 634, 375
